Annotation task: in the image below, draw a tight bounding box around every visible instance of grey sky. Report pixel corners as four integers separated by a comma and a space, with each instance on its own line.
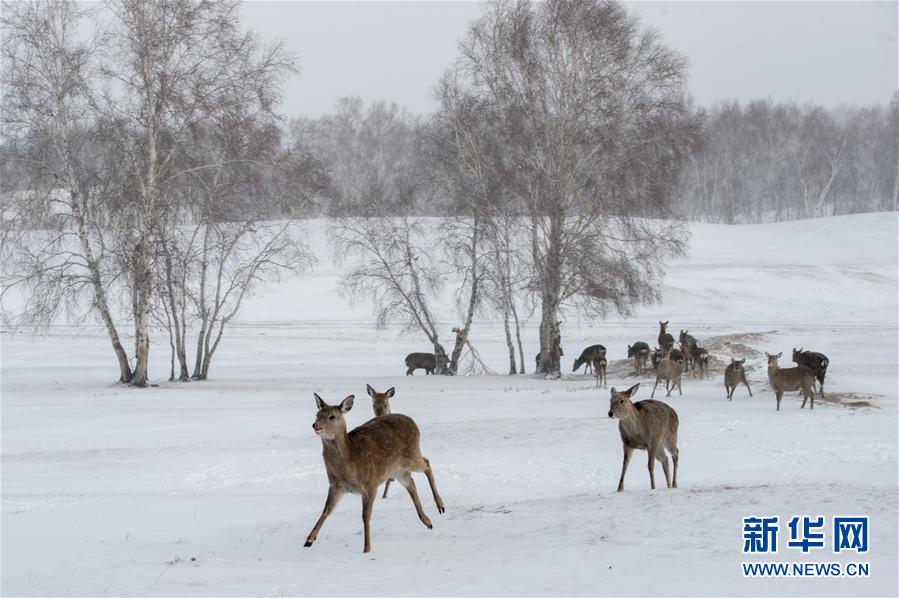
239, 1, 898, 118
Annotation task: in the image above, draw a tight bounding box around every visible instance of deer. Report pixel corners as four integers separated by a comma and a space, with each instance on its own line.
765, 352, 816, 411
628, 342, 651, 375
651, 350, 684, 398
724, 358, 752, 400
405, 352, 436, 375
366, 384, 396, 498
679, 329, 697, 372
607, 383, 679, 491
535, 346, 564, 371
792, 348, 829, 397
573, 344, 606, 374
658, 321, 675, 354
305, 393, 445, 553
689, 343, 710, 378
592, 355, 608, 388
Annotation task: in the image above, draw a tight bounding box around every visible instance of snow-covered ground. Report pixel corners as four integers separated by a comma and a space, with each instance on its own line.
2, 213, 897, 596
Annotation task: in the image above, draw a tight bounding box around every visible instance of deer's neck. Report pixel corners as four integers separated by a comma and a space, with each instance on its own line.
320, 429, 352, 464
618, 406, 642, 436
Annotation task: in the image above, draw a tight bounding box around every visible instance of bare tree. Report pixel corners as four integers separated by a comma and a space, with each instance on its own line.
1, 0, 133, 382
100, 0, 295, 385
452, 0, 695, 377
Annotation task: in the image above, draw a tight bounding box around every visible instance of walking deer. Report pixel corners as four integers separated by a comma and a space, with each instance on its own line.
724, 358, 752, 400
608, 383, 679, 491
305, 393, 445, 553
366, 384, 396, 498
405, 352, 436, 375
592, 355, 607, 388
765, 352, 816, 411
628, 342, 651, 375
679, 329, 697, 371
792, 347, 829, 397
651, 351, 684, 398
573, 344, 606, 374
658, 321, 675, 353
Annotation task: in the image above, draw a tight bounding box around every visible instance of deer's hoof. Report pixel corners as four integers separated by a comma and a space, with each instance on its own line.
437, 505, 445, 514
304, 540, 313, 547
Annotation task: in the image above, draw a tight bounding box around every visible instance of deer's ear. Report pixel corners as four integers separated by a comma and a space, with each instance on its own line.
339, 395, 354, 413
739, 359, 746, 364
625, 383, 640, 397
776, 352, 782, 359
314, 393, 326, 410
385, 387, 395, 398
366, 384, 375, 398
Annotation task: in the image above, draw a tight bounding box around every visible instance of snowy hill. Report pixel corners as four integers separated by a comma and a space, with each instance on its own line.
1, 213, 897, 596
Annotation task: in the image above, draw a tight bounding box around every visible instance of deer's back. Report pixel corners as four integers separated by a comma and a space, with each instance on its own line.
769, 365, 814, 390
619, 400, 678, 449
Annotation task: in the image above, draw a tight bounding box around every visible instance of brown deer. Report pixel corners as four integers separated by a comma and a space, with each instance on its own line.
366, 384, 396, 498
573, 344, 606, 374
305, 393, 445, 553
691, 344, 710, 379
628, 342, 651, 375
651, 351, 684, 398
405, 352, 436, 375
792, 347, 829, 397
592, 355, 607, 388
658, 321, 675, 353
607, 383, 679, 491
679, 329, 697, 372
765, 352, 816, 411
724, 358, 752, 400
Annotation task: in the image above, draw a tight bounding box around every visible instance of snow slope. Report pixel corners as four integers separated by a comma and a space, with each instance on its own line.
1, 213, 897, 596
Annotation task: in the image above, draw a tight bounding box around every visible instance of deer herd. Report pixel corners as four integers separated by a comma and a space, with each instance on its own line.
306, 320, 830, 552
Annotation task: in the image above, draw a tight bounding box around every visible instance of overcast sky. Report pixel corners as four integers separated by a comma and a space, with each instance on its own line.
239, 1, 898, 118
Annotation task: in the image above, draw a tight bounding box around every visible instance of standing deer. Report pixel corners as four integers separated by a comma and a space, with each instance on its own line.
690, 344, 710, 379
628, 342, 651, 375
592, 355, 608, 388
724, 358, 752, 400
607, 383, 679, 491
405, 352, 436, 375
651, 351, 684, 398
305, 393, 445, 553
792, 347, 829, 397
679, 329, 697, 372
573, 344, 606, 374
658, 321, 675, 354
765, 352, 816, 411
366, 384, 396, 498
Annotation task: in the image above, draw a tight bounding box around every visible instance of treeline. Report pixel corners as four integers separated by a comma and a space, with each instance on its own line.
675, 98, 899, 223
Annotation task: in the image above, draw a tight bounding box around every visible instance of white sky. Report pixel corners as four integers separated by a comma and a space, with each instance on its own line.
239, 1, 897, 118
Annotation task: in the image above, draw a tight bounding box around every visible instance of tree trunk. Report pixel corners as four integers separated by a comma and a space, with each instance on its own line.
511, 301, 525, 374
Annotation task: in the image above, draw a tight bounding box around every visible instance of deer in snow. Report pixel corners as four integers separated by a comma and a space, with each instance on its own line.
658, 321, 675, 354
679, 329, 697, 372
628, 341, 651, 375
791, 347, 829, 397
724, 358, 752, 400
607, 383, 679, 491
592, 355, 608, 388
366, 384, 397, 498
765, 352, 816, 411
573, 344, 606, 374
405, 352, 436, 375
305, 393, 445, 553
651, 350, 684, 398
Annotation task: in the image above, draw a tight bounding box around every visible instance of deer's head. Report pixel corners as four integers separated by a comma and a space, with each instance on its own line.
312, 393, 354, 440
659, 321, 669, 333
765, 352, 782, 368
608, 384, 640, 419
791, 347, 804, 363
730, 358, 746, 373
366, 384, 394, 417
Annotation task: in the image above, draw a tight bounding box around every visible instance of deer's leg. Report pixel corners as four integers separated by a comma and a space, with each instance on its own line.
382, 478, 393, 499
800, 389, 808, 408
406, 367, 413, 376
396, 471, 433, 529
744, 379, 752, 397
656, 447, 671, 488
670, 445, 679, 488
361, 489, 375, 553
776, 391, 782, 411
677, 377, 682, 395
617, 445, 633, 492
647, 447, 657, 490
651, 376, 660, 398
418, 457, 445, 514
305, 486, 343, 547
